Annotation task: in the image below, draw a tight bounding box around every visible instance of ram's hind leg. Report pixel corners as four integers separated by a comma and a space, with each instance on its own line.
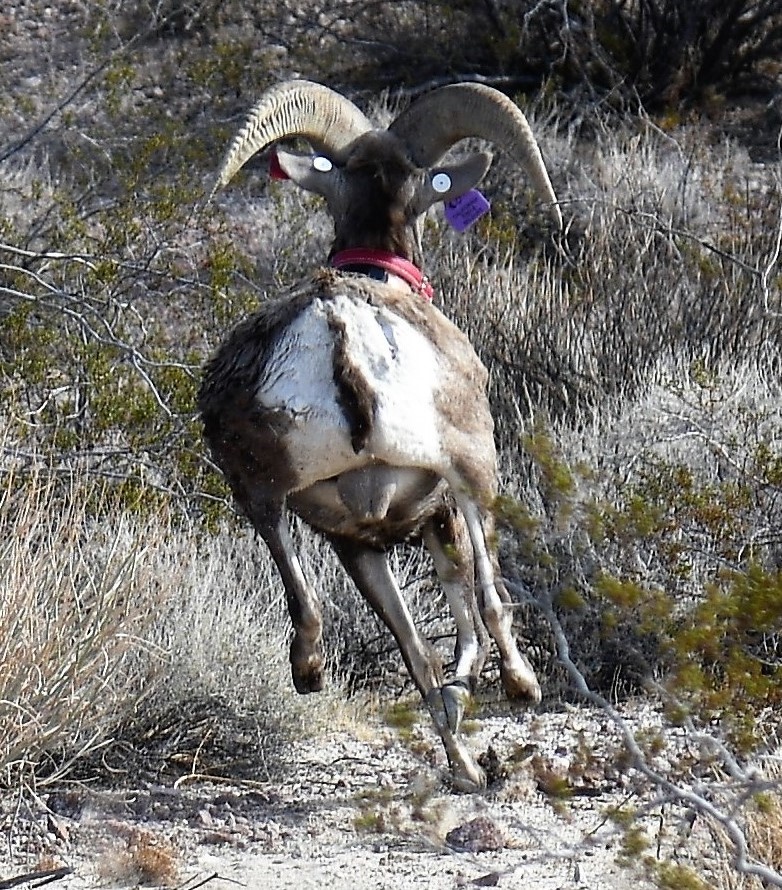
330, 537, 486, 792
455, 497, 541, 705
246, 499, 325, 694
422, 505, 488, 688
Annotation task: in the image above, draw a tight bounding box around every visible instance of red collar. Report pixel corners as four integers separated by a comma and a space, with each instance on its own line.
330, 248, 434, 302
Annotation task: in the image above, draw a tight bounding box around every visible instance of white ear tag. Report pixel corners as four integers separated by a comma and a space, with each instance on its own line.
431, 172, 452, 193
313, 156, 333, 172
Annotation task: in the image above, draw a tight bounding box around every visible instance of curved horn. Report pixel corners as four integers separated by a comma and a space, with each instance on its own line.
390, 83, 562, 229
210, 80, 373, 197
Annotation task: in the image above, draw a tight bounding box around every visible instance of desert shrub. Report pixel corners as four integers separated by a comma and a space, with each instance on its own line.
19, 0, 775, 130
0, 463, 158, 785
97, 521, 356, 783
0, 455, 356, 789
120, 0, 226, 37
492, 361, 782, 749
130, 0, 782, 112
438, 113, 781, 447
582, 0, 782, 108
740, 773, 782, 886
0, 148, 316, 514
594, 367, 782, 748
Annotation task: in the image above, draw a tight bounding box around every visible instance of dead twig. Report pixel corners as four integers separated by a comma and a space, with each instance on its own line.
507, 578, 782, 889
175, 872, 245, 889
0, 867, 74, 890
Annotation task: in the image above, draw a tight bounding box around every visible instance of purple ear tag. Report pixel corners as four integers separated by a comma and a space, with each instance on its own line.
444, 189, 491, 232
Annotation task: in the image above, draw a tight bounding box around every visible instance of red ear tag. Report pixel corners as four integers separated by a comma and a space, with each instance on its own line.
269, 149, 289, 181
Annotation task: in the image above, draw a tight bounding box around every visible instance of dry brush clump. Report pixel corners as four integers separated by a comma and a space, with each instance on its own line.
0, 462, 158, 786
117, 520, 358, 784
95, 822, 179, 887
700, 755, 782, 890
440, 113, 782, 436
0, 457, 355, 801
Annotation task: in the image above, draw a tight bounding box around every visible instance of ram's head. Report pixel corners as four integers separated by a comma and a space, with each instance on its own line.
210, 80, 562, 262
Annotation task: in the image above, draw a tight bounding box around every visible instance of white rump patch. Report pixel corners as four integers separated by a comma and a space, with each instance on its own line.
258, 293, 444, 488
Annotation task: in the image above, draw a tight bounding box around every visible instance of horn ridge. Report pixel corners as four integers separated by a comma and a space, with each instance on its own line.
210, 80, 373, 198
390, 83, 562, 229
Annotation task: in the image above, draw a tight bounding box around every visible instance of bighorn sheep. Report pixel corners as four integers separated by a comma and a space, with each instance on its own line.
199, 79, 561, 791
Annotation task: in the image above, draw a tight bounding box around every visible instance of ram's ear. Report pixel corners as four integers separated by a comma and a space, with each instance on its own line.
413, 151, 492, 213
275, 149, 342, 197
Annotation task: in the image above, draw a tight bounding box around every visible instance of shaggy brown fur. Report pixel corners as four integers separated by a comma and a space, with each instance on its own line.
199, 268, 497, 518
326, 308, 376, 454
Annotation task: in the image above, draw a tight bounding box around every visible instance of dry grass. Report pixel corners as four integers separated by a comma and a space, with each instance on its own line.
746, 798, 782, 880
439, 115, 781, 440
96, 822, 179, 887
128, 520, 361, 782
0, 452, 358, 791
0, 463, 159, 785
712, 755, 782, 889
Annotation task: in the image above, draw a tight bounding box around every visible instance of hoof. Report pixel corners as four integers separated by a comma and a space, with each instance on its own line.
424, 685, 485, 794
441, 680, 470, 734
290, 636, 324, 694
451, 761, 487, 793
500, 656, 541, 705
425, 684, 469, 735
291, 664, 324, 694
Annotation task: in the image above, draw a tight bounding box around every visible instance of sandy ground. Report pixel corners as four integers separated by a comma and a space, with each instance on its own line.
3, 701, 721, 890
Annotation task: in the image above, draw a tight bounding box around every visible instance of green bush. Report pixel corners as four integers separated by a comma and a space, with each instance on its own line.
493, 359, 781, 755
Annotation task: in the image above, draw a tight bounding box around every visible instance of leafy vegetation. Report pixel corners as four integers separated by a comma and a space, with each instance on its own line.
113, 0, 782, 114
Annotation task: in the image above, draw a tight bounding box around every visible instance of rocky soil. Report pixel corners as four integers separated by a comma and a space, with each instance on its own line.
2, 700, 725, 889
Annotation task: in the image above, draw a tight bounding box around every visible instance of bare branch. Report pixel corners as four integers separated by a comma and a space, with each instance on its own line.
0, 868, 74, 890
508, 578, 782, 888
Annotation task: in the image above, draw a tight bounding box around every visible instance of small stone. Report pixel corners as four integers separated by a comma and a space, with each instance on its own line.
445, 816, 505, 853
473, 872, 501, 887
